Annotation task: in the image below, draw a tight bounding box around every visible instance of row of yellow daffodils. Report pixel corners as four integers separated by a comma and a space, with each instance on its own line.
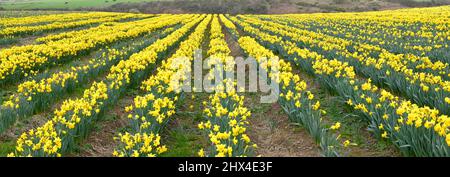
0, 12, 137, 27
113, 15, 211, 157
197, 15, 256, 157
0, 13, 150, 37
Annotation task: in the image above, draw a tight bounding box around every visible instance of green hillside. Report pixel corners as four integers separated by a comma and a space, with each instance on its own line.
0, 0, 156, 9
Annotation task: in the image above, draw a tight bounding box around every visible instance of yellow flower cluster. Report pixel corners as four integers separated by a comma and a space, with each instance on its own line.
0, 12, 141, 27
11, 81, 107, 156
198, 88, 255, 157
128, 95, 176, 130
312, 59, 356, 79
0, 13, 148, 37
3, 48, 121, 110
53, 81, 108, 130
9, 121, 61, 157
396, 101, 450, 138
113, 132, 167, 157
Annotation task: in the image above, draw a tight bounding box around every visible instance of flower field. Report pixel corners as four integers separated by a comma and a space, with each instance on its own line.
0, 5, 450, 157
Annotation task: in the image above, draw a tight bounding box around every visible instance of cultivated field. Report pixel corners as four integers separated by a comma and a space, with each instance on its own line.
2, 0, 449, 13
0, 6, 449, 157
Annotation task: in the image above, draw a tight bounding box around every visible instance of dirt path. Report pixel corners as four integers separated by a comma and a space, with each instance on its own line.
245, 96, 321, 157
76, 94, 133, 157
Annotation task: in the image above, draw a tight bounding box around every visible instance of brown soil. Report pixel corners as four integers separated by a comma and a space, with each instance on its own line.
0, 112, 50, 141
346, 134, 399, 157
247, 101, 321, 157
268, 3, 303, 14
76, 96, 133, 157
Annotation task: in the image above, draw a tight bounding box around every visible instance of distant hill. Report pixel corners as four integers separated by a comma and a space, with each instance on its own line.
1, 0, 450, 14
102, 0, 450, 14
